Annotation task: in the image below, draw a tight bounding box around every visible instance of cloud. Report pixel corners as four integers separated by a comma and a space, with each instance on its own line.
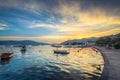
52, 2, 120, 35
27, 21, 97, 32
0, 0, 120, 43
0, 23, 7, 30
1, 27, 120, 43
28, 21, 60, 29
0, 23, 7, 27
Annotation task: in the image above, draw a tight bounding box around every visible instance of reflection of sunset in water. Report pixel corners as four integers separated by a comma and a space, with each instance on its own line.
63, 47, 104, 79
0, 45, 104, 80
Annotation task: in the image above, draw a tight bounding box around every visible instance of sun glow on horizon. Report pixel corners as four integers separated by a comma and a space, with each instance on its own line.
0, 0, 120, 43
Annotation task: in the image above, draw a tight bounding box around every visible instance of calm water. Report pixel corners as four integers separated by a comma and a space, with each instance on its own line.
0, 45, 104, 80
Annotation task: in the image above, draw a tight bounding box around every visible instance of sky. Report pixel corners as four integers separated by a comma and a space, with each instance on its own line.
0, 0, 120, 43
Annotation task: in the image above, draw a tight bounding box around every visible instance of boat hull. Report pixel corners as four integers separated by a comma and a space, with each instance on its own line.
54, 50, 69, 54
0, 53, 13, 60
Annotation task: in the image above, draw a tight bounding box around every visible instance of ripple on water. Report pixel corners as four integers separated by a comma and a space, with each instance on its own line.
0, 45, 104, 80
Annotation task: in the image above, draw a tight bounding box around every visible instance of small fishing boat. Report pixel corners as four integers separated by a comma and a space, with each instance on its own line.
51, 44, 62, 48
0, 52, 13, 60
21, 46, 26, 52
54, 50, 69, 54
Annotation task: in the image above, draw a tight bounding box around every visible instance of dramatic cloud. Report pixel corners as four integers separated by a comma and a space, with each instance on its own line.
0, 0, 120, 43
0, 23, 7, 30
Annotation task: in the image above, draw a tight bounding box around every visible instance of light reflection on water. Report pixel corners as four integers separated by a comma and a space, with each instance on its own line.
0, 45, 104, 80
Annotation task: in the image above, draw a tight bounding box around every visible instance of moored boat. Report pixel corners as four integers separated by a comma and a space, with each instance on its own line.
54, 50, 69, 54
21, 46, 26, 52
0, 52, 13, 60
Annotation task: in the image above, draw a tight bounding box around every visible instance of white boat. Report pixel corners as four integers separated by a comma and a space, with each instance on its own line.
54, 50, 69, 54
51, 44, 62, 48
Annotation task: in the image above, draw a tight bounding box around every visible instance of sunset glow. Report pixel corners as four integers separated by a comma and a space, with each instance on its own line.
0, 0, 120, 43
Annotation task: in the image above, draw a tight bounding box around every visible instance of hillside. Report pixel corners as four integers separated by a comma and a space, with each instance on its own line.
61, 33, 120, 45
61, 37, 98, 45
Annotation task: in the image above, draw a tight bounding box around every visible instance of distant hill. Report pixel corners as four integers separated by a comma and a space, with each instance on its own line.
95, 33, 120, 48
61, 37, 98, 45
103, 33, 120, 39
61, 33, 120, 45
0, 40, 49, 45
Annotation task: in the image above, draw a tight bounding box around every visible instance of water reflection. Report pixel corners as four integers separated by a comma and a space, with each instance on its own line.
0, 53, 13, 65
20, 46, 27, 57
0, 59, 10, 65
21, 50, 26, 57
0, 45, 104, 80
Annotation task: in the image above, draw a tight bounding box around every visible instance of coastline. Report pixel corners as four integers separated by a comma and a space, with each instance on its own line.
93, 46, 109, 80
94, 46, 120, 80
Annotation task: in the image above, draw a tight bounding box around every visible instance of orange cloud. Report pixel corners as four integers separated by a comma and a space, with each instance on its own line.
1, 2, 120, 43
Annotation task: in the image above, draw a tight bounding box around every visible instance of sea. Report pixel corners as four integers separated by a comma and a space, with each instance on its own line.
0, 45, 104, 80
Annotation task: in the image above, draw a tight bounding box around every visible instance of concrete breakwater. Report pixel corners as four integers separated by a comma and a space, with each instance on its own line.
94, 46, 120, 80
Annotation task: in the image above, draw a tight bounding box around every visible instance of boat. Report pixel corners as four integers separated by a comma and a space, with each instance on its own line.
21, 48, 26, 52
0, 52, 13, 60
54, 50, 69, 54
21, 46, 26, 52
51, 44, 62, 48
